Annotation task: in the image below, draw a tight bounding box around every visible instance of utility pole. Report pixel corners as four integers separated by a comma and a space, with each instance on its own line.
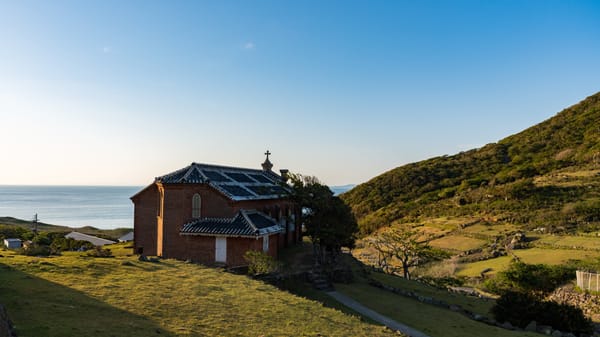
32, 213, 38, 236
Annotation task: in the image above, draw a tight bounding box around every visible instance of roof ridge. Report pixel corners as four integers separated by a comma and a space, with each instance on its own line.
238, 210, 259, 234
191, 162, 275, 174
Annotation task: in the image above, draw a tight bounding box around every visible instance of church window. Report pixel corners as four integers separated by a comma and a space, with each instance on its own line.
192, 193, 201, 218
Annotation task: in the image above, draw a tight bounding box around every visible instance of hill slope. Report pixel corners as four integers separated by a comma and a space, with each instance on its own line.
0, 244, 397, 337
342, 92, 600, 235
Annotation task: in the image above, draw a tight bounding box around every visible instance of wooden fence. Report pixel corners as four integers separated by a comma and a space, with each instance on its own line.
576, 270, 600, 292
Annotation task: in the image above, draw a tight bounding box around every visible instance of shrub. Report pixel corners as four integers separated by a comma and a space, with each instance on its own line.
87, 246, 113, 258
492, 291, 592, 334
244, 250, 279, 275
490, 261, 575, 296
19, 244, 52, 256
51, 237, 94, 252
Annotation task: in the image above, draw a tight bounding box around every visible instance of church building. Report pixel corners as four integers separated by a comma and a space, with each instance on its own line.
131, 152, 300, 266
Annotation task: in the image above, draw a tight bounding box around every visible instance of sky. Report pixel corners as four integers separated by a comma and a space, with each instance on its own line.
1, 1, 600, 187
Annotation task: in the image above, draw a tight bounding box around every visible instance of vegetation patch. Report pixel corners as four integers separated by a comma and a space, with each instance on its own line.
429, 235, 486, 252
0, 244, 395, 337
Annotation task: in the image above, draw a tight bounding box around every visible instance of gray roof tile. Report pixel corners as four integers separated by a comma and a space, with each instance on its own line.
180, 210, 283, 237
156, 162, 290, 201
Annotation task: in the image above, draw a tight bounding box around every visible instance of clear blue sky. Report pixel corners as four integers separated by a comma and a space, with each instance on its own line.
1, 1, 599, 186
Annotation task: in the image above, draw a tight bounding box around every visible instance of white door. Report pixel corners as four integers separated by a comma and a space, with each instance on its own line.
215, 237, 227, 263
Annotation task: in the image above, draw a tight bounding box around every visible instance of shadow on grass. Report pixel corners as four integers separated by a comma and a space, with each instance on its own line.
0, 263, 170, 337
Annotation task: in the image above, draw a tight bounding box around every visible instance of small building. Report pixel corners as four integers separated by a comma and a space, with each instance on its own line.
65, 232, 116, 246
118, 231, 134, 242
3, 238, 22, 249
131, 152, 301, 267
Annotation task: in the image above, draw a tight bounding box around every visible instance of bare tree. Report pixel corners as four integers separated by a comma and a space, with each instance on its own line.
368, 225, 437, 280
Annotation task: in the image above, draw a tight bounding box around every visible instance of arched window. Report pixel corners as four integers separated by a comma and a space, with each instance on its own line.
192, 193, 201, 218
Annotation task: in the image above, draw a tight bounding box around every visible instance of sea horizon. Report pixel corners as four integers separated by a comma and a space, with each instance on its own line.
0, 185, 142, 230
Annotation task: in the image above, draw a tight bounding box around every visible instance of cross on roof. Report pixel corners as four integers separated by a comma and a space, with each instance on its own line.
264, 150, 271, 159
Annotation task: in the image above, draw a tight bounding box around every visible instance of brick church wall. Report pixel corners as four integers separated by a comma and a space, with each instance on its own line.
131, 184, 158, 256
132, 181, 300, 265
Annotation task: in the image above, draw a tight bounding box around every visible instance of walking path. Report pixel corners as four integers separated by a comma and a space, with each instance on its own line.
326, 291, 431, 337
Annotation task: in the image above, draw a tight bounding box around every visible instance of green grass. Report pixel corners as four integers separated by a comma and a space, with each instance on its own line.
334, 282, 540, 337
369, 271, 494, 316
429, 235, 486, 252
534, 235, 600, 250
457, 248, 600, 277
461, 223, 520, 237
0, 244, 396, 337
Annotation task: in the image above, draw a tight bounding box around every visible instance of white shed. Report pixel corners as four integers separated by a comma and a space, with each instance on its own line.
3, 238, 22, 249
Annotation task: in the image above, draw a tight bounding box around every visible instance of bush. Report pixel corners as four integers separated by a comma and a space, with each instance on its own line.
51, 237, 94, 252
492, 291, 592, 334
489, 261, 575, 296
19, 245, 52, 256
244, 250, 279, 275
86, 246, 113, 258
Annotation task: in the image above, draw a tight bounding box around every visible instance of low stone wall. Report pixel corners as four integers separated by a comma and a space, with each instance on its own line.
0, 304, 16, 337
549, 284, 600, 322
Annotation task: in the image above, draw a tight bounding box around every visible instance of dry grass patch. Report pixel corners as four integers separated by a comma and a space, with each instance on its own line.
429, 235, 486, 252
457, 248, 600, 277
461, 223, 519, 237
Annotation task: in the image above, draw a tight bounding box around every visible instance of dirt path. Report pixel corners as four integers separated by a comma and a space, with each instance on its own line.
326, 291, 431, 337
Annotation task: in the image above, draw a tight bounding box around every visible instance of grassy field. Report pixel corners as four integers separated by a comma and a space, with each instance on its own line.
333, 265, 540, 337
335, 283, 541, 337
533, 235, 600, 250
456, 248, 600, 277
460, 223, 520, 237
0, 243, 397, 337
429, 235, 486, 252
369, 271, 493, 316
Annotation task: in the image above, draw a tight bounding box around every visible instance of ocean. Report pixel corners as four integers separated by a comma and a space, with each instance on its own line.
0, 185, 142, 229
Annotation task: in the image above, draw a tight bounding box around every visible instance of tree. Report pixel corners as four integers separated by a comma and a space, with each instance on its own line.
368, 225, 440, 279
287, 173, 358, 266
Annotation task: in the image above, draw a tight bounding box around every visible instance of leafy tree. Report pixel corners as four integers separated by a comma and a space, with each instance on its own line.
287, 173, 358, 266
368, 225, 444, 279
488, 261, 591, 333
487, 261, 575, 297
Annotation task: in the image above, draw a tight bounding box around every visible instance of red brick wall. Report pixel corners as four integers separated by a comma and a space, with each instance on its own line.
160, 185, 235, 259
226, 236, 262, 267
131, 184, 158, 256
173, 235, 215, 264
132, 181, 300, 265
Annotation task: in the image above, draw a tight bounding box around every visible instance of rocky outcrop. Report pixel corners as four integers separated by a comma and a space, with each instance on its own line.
549, 284, 600, 322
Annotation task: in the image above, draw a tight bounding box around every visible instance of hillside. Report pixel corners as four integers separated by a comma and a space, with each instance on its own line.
0, 216, 132, 241
0, 243, 397, 337
342, 92, 600, 235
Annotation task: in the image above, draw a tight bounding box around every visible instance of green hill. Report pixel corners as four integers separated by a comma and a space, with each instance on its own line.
342, 92, 600, 235
0, 216, 132, 241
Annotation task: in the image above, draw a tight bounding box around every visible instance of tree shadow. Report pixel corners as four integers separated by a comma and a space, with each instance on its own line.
0, 262, 172, 337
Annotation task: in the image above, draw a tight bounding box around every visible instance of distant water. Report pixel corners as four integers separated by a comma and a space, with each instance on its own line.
0, 185, 142, 229
330, 184, 356, 196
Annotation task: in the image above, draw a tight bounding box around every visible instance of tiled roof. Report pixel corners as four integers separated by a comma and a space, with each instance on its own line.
180, 210, 283, 237
155, 162, 289, 201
